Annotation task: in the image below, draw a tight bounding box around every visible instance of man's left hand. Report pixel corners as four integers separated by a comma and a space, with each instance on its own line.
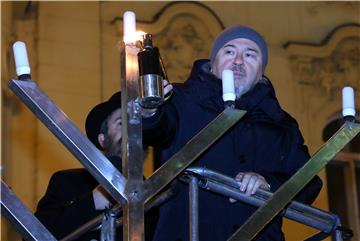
229, 172, 270, 203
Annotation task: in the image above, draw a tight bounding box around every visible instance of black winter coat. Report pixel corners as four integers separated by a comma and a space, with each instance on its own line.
35, 156, 159, 241
143, 59, 322, 241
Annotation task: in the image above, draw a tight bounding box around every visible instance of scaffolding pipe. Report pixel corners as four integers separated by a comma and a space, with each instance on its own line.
181, 167, 340, 235
1, 181, 57, 241
189, 176, 199, 241
60, 188, 175, 241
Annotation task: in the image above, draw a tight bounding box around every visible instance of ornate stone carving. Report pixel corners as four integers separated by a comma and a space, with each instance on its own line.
154, 15, 214, 83
285, 24, 360, 99
112, 2, 223, 83
306, 2, 360, 15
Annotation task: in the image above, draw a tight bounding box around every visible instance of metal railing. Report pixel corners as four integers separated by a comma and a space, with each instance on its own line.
181, 167, 352, 241
55, 167, 352, 241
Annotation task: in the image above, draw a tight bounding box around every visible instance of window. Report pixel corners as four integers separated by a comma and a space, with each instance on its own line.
323, 111, 360, 240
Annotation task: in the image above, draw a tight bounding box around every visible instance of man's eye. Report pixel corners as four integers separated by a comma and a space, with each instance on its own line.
245, 52, 256, 58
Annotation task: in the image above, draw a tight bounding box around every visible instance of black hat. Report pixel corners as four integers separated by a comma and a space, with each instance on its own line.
85, 92, 121, 149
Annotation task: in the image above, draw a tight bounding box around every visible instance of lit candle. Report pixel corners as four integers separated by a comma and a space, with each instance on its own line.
122, 11, 139, 81
342, 86, 355, 117
127, 48, 139, 80
13, 41, 31, 76
123, 11, 136, 44
222, 69, 235, 102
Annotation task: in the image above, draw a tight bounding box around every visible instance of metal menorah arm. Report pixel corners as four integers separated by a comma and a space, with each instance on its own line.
142, 108, 246, 203
228, 121, 360, 241
8, 79, 128, 205
60, 188, 175, 241
1, 180, 57, 241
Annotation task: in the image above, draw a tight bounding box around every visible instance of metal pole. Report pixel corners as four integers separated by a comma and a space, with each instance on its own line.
203, 179, 335, 233
189, 176, 199, 241
100, 209, 117, 241
181, 168, 345, 235
334, 220, 343, 241
121, 40, 144, 241
61, 188, 175, 241
8, 79, 128, 205
1, 180, 57, 241
185, 167, 337, 223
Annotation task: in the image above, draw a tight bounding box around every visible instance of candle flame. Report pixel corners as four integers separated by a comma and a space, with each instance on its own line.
124, 30, 147, 44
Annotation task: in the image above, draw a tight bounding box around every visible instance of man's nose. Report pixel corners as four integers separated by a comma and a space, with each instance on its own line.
233, 53, 244, 65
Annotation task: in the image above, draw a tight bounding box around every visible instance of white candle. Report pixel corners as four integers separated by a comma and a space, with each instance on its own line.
342, 86, 355, 117
13, 41, 31, 76
222, 69, 235, 102
123, 11, 136, 44
126, 47, 139, 79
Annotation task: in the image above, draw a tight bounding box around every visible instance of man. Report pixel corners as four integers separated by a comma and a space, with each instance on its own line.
35, 92, 158, 241
143, 25, 322, 241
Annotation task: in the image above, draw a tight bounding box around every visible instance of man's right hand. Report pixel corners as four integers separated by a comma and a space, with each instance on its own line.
142, 79, 173, 118
92, 185, 114, 210
163, 79, 173, 100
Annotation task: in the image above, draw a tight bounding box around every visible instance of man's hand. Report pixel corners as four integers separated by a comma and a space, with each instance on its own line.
92, 185, 114, 210
163, 79, 173, 100
142, 79, 173, 118
229, 172, 270, 203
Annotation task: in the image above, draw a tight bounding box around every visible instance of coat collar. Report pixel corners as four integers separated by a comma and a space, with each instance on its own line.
185, 60, 284, 121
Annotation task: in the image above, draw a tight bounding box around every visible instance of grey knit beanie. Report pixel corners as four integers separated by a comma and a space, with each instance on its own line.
210, 25, 268, 72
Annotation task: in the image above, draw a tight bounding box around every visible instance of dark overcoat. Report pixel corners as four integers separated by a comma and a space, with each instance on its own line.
143, 59, 322, 241
35, 156, 158, 241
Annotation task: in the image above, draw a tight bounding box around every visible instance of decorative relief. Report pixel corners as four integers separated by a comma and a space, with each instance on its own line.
306, 2, 360, 15
112, 2, 223, 83
154, 14, 214, 83
285, 25, 360, 99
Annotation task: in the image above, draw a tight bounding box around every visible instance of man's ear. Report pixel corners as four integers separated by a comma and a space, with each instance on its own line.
98, 134, 105, 149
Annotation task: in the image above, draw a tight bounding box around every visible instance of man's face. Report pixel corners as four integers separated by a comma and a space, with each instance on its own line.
212, 38, 263, 99
102, 108, 122, 156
